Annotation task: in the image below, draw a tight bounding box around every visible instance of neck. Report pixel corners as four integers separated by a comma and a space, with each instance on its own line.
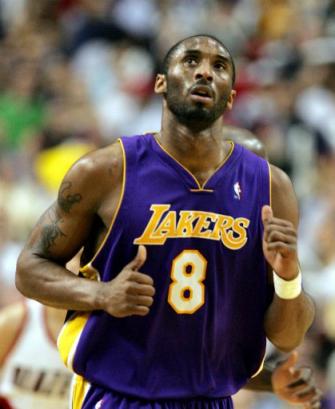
157, 107, 230, 174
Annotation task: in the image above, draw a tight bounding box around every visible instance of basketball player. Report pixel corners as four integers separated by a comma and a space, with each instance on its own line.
16, 35, 315, 408
0, 128, 318, 409
1, 127, 320, 409
0, 300, 72, 408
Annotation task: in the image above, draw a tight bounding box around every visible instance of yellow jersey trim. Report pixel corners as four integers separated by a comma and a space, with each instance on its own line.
79, 263, 101, 281
251, 353, 266, 378
57, 312, 90, 371
267, 161, 272, 208
189, 188, 214, 193
153, 135, 234, 190
71, 374, 91, 409
81, 138, 126, 271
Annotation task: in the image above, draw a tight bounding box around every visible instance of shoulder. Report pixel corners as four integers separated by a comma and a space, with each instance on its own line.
223, 126, 267, 159
57, 141, 124, 209
269, 164, 299, 226
66, 142, 123, 185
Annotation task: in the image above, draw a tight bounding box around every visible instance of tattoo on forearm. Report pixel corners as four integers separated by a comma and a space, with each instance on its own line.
58, 181, 82, 213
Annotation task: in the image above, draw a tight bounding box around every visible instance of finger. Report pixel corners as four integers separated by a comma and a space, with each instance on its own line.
134, 295, 154, 307
124, 294, 154, 307
129, 271, 154, 285
292, 385, 315, 398
265, 242, 296, 255
304, 402, 321, 409
264, 224, 297, 238
287, 367, 312, 388
292, 385, 317, 402
303, 403, 319, 409
127, 245, 147, 271
262, 205, 273, 225
310, 389, 323, 408
263, 223, 296, 243
314, 388, 323, 400
264, 218, 294, 228
279, 350, 299, 373
127, 282, 155, 296
304, 392, 322, 409
294, 392, 318, 405
130, 305, 150, 316
266, 231, 297, 245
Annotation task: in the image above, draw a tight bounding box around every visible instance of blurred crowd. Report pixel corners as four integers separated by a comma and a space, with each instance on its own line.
0, 0, 335, 407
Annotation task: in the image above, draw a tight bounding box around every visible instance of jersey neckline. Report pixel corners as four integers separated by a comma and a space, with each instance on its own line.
149, 133, 239, 192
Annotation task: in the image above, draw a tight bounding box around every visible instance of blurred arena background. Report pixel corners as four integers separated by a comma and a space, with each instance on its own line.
0, 0, 335, 407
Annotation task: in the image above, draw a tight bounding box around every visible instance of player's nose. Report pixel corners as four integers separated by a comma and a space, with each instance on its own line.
194, 60, 213, 82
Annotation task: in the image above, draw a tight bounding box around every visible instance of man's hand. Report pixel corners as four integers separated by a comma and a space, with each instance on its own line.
262, 205, 299, 280
272, 351, 322, 408
97, 245, 155, 317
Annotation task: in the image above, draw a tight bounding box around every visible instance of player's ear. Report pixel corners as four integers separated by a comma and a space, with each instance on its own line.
226, 89, 236, 111
154, 74, 167, 94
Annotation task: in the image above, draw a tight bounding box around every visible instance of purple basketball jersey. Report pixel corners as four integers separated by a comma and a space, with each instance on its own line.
72, 133, 272, 399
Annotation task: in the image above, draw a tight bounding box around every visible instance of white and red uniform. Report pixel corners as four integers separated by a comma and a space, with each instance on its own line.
0, 300, 72, 409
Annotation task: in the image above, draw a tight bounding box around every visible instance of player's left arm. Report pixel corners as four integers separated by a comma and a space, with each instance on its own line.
263, 165, 315, 352
244, 352, 322, 408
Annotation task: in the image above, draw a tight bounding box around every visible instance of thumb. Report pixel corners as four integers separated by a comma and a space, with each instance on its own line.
127, 245, 147, 271
262, 205, 273, 225
280, 351, 299, 374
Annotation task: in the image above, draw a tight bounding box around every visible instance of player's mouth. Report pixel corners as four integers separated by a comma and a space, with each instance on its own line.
189, 85, 214, 103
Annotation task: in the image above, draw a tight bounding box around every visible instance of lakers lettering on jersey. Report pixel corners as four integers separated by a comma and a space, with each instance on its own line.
134, 204, 250, 249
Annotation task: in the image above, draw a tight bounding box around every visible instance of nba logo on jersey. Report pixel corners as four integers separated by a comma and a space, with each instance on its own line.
233, 182, 242, 200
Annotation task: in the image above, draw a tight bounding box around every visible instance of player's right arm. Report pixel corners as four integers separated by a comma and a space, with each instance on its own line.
15, 143, 155, 316
16, 147, 108, 311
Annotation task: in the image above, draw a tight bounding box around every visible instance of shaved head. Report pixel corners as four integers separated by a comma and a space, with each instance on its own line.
161, 34, 236, 86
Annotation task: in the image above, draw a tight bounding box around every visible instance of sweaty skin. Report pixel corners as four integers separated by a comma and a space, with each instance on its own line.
16, 36, 314, 377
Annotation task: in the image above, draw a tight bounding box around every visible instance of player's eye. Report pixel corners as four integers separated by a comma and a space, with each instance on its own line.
184, 56, 198, 66
214, 61, 227, 71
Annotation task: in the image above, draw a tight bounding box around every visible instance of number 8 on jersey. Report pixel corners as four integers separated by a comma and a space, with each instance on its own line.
168, 250, 207, 314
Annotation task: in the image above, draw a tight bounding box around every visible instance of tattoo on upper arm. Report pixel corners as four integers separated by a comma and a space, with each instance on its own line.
37, 208, 67, 257
58, 181, 82, 213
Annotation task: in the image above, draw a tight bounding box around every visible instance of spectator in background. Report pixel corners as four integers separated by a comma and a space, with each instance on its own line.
0, 253, 82, 408
0, 300, 72, 409
0, 60, 45, 151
